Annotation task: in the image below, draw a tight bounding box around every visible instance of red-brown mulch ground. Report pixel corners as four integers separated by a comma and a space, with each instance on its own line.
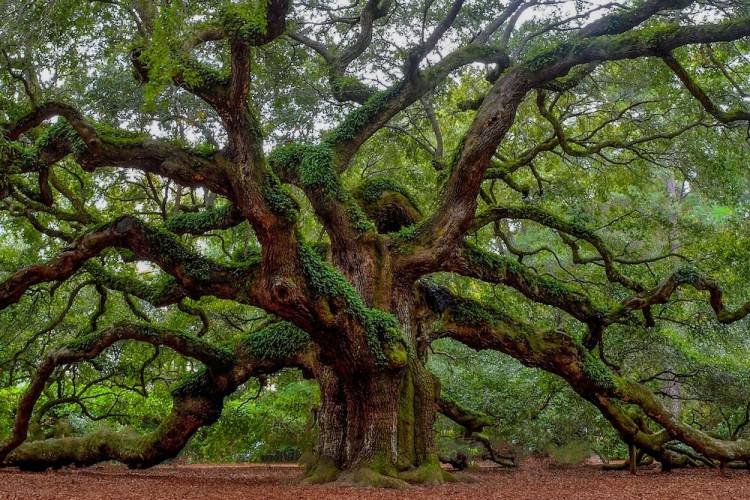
1, 459, 748, 499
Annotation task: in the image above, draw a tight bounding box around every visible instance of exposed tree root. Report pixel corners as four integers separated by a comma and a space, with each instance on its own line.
437, 396, 516, 468
300, 454, 456, 487
299, 455, 341, 484
336, 467, 410, 489
397, 460, 450, 485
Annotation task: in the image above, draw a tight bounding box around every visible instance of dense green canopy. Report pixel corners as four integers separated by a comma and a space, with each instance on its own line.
1, 0, 749, 483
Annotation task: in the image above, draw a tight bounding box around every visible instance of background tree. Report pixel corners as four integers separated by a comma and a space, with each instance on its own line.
1, 0, 750, 486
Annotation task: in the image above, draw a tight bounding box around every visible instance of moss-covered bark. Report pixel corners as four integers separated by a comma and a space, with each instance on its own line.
306, 358, 443, 484
300, 241, 445, 485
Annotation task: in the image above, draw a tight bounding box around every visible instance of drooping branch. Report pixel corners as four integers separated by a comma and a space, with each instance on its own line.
1, 320, 316, 471
438, 396, 492, 434
661, 52, 750, 123
437, 396, 515, 468
0, 322, 234, 464
425, 285, 588, 374
2, 103, 234, 198
5, 395, 222, 471
471, 204, 646, 292
0, 215, 258, 311
609, 266, 750, 326
422, 284, 675, 462
439, 234, 750, 344
3, 102, 97, 143
440, 244, 606, 328
424, 284, 750, 465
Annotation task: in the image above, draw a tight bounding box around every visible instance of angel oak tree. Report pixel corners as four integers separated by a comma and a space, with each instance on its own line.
2, 0, 750, 487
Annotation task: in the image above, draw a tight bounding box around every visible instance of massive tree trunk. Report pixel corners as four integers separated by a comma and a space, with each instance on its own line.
296, 220, 439, 483
308, 359, 442, 486
303, 245, 444, 486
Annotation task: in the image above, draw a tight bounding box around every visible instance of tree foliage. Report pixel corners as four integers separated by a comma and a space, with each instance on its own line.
1, 0, 750, 483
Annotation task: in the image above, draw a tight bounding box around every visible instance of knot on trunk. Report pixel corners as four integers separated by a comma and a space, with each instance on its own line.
353, 177, 422, 233
270, 276, 297, 304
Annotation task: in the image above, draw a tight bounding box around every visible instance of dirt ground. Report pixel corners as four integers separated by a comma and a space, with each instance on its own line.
1, 459, 748, 500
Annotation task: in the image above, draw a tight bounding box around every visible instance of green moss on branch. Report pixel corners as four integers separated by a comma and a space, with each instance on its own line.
164, 204, 241, 234
269, 143, 344, 200
242, 321, 311, 360
323, 85, 403, 146
298, 243, 407, 369
354, 177, 421, 211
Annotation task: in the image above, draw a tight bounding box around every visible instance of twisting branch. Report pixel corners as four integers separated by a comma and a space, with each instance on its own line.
441, 244, 606, 327
609, 266, 750, 325
438, 396, 492, 434
0, 215, 259, 311
438, 396, 516, 467
338, 0, 393, 70
178, 300, 211, 337
400, 14, 750, 274
422, 283, 750, 466
288, 2, 509, 167
3, 102, 97, 143
534, 90, 706, 163
326, 42, 505, 169
471, 204, 646, 292
289, 0, 392, 104
0, 322, 234, 464
1, 320, 316, 471
2, 102, 234, 197
661, 52, 750, 123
